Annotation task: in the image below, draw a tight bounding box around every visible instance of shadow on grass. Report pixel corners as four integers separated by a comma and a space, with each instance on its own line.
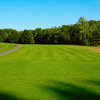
86, 80, 100, 87
0, 92, 26, 100
0, 92, 39, 100
0, 81, 100, 100
42, 81, 100, 100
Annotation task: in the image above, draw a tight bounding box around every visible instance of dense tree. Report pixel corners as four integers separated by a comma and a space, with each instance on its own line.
0, 17, 100, 46
6, 30, 20, 43
89, 23, 100, 45
79, 22, 90, 45
20, 30, 35, 44
0, 30, 7, 42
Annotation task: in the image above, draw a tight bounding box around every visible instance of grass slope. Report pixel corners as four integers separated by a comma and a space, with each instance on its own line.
0, 43, 100, 100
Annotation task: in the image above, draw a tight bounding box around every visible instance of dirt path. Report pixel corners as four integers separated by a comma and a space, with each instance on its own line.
0, 46, 21, 56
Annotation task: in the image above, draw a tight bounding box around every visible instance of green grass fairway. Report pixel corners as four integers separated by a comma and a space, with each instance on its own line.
0, 43, 100, 100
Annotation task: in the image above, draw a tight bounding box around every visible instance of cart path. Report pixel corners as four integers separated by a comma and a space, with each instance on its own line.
0, 46, 21, 56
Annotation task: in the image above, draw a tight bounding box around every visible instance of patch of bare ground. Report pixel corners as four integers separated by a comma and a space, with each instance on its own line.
73, 45, 100, 53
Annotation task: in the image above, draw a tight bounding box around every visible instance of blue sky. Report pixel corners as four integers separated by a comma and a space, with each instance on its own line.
0, 0, 100, 31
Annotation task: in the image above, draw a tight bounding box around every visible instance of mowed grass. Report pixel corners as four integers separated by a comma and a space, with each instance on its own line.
0, 43, 14, 53
0, 43, 100, 100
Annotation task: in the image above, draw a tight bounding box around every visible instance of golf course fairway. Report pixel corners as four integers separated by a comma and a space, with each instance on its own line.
0, 43, 100, 100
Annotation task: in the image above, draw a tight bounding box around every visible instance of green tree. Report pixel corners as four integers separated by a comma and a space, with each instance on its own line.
0, 30, 8, 42
6, 30, 20, 43
20, 30, 35, 44
79, 22, 90, 45
89, 23, 100, 46
77, 17, 87, 24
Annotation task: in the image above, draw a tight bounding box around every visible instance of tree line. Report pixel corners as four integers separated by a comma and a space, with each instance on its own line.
0, 17, 100, 46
